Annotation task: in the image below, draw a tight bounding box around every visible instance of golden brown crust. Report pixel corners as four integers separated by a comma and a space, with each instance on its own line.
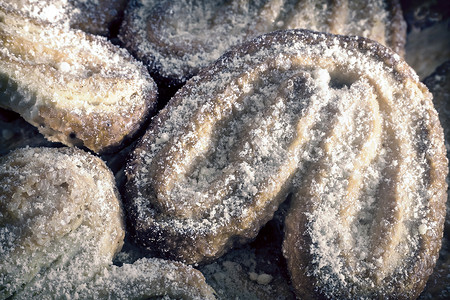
0, 5, 157, 154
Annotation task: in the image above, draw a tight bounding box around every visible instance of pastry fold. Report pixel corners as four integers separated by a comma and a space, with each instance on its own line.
125, 30, 447, 299
0, 147, 216, 300
0, 5, 157, 153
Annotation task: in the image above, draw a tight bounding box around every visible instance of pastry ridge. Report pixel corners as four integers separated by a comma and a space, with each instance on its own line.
125, 29, 447, 298
0, 5, 157, 153
119, 0, 406, 83
0, 147, 216, 299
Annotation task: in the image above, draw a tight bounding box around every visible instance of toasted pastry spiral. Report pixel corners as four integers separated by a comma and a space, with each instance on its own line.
0, 147, 124, 298
119, 0, 405, 83
125, 30, 447, 299
0, 5, 157, 153
0, 147, 216, 300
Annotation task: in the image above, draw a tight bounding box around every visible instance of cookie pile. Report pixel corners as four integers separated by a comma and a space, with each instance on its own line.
1, 1, 449, 299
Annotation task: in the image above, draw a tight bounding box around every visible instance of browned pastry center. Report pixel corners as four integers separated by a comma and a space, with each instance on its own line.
124, 28, 447, 298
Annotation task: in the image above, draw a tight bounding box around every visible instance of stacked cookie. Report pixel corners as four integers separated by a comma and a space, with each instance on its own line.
1, 1, 448, 299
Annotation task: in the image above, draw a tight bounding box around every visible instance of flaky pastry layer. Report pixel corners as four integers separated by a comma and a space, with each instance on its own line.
0, 5, 157, 153
120, 0, 406, 83
125, 29, 447, 298
0, 147, 216, 299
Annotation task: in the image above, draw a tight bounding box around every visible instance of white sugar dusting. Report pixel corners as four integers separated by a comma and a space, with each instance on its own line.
127, 29, 445, 295
4, 0, 69, 24
0, 6, 156, 152
0, 147, 215, 299
0, 147, 124, 298
3, 0, 126, 36
120, 0, 403, 81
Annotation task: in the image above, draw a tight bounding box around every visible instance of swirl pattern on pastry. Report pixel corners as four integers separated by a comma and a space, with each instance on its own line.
124, 29, 448, 300
2, 0, 128, 36
0, 147, 124, 298
0, 147, 216, 300
0, 5, 157, 153
279, 46, 448, 300
119, 0, 406, 83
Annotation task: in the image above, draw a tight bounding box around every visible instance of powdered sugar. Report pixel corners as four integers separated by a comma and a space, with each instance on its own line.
0, 5, 157, 152
119, 0, 405, 82
126, 30, 446, 275
0, 147, 215, 299
3, 0, 127, 36
0, 147, 124, 298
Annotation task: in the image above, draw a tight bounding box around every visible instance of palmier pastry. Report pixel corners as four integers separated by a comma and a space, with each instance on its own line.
77, 258, 216, 299
0, 5, 157, 154
2, 0, 128, 36
119, 0, 405, 83
277, 37, 447, 300
125, 29, 448, 297
0, 147, 124, 298
0, 147, 215, 299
